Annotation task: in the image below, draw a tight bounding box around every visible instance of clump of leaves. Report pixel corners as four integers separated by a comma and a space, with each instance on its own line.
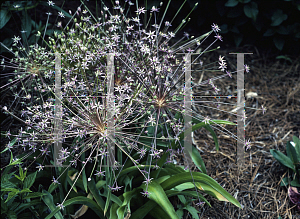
44, 146, 241, 219
270, 135, 300, 187
1, 165, 45, 219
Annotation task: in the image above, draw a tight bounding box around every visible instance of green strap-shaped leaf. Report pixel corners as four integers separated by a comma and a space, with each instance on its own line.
87, 178, 105, 211
292, 136, 300, 162
104, 188, 111, 216
131, 189, 210, 219
41, 190, 63, 219
0, 9, 11, 29
204, 124, 220, 151
45, 196, 105, 219
165, 190, 211, 207
130, 200, 157, 219
149, 204, 172, 219
165, 164, 186, 174
21, 11, 31, 38
154, 175, 171, 184
270, 149, 295, 171
118, 165, 156, 178
189, 145, 206, 174
96, 180, 106, 189
286, 141, 299, 165
48, 183, 58, 194
117, 189, 137, 219
172, 120, 235, 149
140, 181, 179, 219
160, 172, 241, 208
110, 202, 119, 219
192, 117, 220, 152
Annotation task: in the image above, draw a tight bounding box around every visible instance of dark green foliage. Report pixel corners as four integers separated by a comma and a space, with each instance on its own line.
177, 0, 300, 54
270, 136, 300, 187
1, 166, 45, 219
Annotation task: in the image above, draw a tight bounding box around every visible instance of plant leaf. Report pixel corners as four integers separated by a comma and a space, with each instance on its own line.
117, 189, 136, 219
189, 145, 206, 174
5, 191, 19, 203
48, 183, 58, 194
165, 189, 211, 207
243, 2, 258, 22
20, 188, 32, 193
192, 118, 220, 151
87, 178, 105, 211
41, 190, 64, 219
291, 179, 300, 187
172, 120, 235, 149
23, 192, 45, 199
15, 199, 41, 215
176, 209, 184, 219
270, 149, 295, 171
140, 181, 179, 219
160, 172, 242, 208
0, 9, 11, 29
271, 9, 288, 26
45, 196, 105, 219
276, 55, 292, 63
225, 0, 239, 7
203, 125, 219, 152
280, 177, 290, 186
21, 11, 31, 38
1, 188, 19, 192
70, 205, 89, 219
130, 200, 159, 219
23, 171, 37, 189
104, 188, 111, 216
2, 138, 17, 154
292, 136, 300, 162
184, 205, 200, 219
6, 210, 17, 219
273, 36, 285, 51
286, 141, 298, 166
149, 204, 173, 219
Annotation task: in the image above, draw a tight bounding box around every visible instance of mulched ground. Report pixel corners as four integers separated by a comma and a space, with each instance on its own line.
186, 45, 300, 219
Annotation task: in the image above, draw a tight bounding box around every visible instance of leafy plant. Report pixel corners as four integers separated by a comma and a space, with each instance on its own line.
43, 144, 241, 219
1, 165, 45, 219
213, 0, 300, 51
270, 135, 300, 187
